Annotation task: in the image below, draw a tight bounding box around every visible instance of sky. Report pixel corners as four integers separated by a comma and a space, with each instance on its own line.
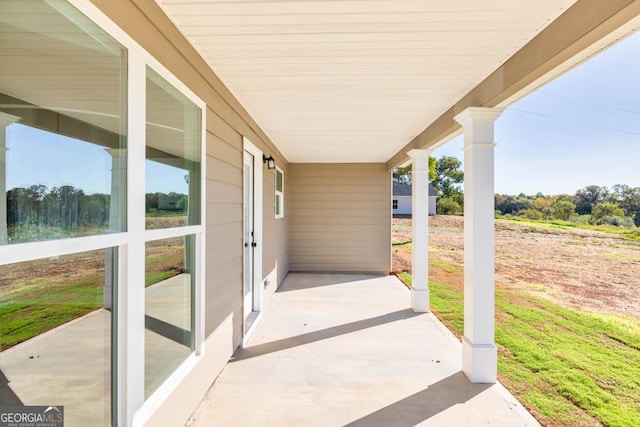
5, 30, 639, 197
6, 124, 188, 195
432, 30, 640, 196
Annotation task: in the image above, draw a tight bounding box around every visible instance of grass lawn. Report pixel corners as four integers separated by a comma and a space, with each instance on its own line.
0, 278, 104, 350
1, 247, 184, 351
398, 264, 640, 427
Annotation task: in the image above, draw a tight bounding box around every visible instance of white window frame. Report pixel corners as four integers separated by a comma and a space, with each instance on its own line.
0, 1, 208, 426
134, 43, 207, 427
275, 166, 284, 219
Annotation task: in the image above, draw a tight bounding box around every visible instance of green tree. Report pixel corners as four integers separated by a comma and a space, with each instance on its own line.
591, 202, 624, 225
522, 208, 543, 220
494, 193, 532, 215
392, 157, 437, 186
393, 155, 463, 215
552, 200, 576, 221
436, 197, 461, 215
146, 193, 159, 211
574, 185, 607, 215
609, 184, 640, 226
432, 156, 463, 198
392, 165, 412, 186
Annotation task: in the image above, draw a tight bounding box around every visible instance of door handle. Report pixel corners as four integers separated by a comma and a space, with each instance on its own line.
244, 242, 249, 248
251, 242, 257, 248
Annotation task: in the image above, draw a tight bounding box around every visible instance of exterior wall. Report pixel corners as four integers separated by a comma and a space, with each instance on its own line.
392, 195, 437, 216
289, 164, 391, 274
429, 196, 437, 215
88, 0, 289, 425
393, 196, 412, 215
392, 195, 437, 215
263, 165, 289, 301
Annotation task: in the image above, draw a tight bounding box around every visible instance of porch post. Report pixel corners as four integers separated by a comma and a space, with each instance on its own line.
104, 148, 126, 310
454, 107, 503, 383
408, 149, 430, 312
0, 113, 19, 245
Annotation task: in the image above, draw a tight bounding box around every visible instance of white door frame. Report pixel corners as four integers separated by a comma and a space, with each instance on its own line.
242, 137, 263, 340
243, 149, 255, 322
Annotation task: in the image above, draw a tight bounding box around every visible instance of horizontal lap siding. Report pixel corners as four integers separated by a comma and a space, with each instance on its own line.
205, 113, 244, 348
289, 164, 391, 274
263, 168, 289, 287
89, 1, 290, 425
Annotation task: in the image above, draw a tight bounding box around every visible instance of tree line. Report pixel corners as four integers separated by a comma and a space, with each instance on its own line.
6, 184, 188, 241
7, 185, 110, 232
495, 185, 640, 227
393, 157, 640, 228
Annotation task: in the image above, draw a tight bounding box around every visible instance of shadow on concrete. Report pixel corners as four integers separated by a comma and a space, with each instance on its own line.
0, 368, 23, 405
231, 309, 421, 362
145, 315, 191, 347
344, 371, 491, 427
276, 274, 386, 293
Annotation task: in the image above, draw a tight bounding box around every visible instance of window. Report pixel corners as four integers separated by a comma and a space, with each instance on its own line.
275, 167, 284, 218
144, 68, 203, 398
145, 235, 196, 397
0, 1, 205, 424
0, 249, 117, 425
393, 199, 398, 210
0, 6, 126, 246
145, 68, 201, 230
0, 0, 126, 424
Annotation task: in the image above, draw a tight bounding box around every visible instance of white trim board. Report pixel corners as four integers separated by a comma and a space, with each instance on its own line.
243, 137, 264, 337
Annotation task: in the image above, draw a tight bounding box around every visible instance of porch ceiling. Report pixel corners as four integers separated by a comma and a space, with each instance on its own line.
156, 0, 577, 163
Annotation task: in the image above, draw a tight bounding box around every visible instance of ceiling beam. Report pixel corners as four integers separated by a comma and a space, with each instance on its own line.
386, 0, 640, 170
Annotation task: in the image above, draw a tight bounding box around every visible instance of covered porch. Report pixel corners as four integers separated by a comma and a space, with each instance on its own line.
187, 273, 538, 426
2, 0, 639, 425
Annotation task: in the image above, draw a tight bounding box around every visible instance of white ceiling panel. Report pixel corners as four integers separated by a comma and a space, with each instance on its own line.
156, 0, 577, 163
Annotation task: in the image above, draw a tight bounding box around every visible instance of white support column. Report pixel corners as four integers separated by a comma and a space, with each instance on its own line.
104, 148, 126, 310
0, 113, 19, 245
408, 149, 431, 312
454, 107, 503, 384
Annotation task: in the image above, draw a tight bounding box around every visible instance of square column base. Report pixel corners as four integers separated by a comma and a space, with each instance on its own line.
410, 288, 430, 313
461, 336, 497, 383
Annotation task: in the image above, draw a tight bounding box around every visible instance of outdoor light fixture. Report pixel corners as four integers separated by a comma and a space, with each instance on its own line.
263, 154, 276, 170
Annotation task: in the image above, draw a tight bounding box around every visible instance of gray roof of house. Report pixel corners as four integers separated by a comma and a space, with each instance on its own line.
393, 183, 437, 197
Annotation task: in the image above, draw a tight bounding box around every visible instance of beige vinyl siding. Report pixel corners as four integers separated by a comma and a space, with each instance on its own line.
89, 1, 290, 425
262, 166, 289, 301
289, 164, 391, 274
204, 121, 243, 344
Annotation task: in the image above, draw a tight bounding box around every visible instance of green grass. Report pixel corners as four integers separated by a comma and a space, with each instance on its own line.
145, 252, 184, 287
145, 270, 180, 287
602, 252, 640, 261
397, 265, 640, 427
0, 279, 103, 350
0, 248, 185, 350
500, 217, 640, 241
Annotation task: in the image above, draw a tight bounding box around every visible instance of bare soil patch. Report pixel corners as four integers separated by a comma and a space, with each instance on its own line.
393, 215, 640, 318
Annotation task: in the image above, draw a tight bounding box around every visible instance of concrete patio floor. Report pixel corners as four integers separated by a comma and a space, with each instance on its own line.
0, 274, 192, 426
188, 273, 540, 427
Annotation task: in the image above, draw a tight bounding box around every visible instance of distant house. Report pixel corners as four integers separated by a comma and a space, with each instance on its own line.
393, 183, 437, 216
158, 193, 182, 210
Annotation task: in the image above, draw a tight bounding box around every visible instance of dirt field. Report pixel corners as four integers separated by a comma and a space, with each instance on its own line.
393, 215, 640, 318
0, 217, 186, 295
